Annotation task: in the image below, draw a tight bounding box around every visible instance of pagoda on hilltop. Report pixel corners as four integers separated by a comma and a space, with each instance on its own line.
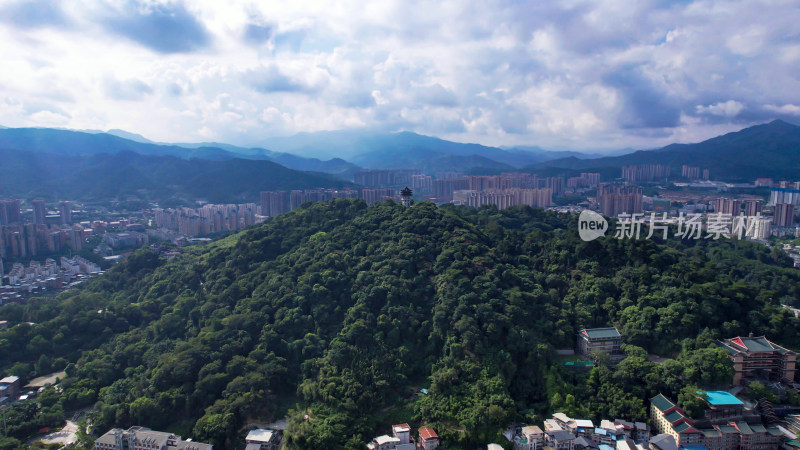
400, 187, 413, 207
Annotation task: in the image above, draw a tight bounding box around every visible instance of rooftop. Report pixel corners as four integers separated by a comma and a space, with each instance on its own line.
650, 434, 677, 450
374, 435, 400, 445
581, 327, 622, 339
246, 429, 275, 443
702, 390, 744, 406
673, 422, 700, 434
419, 428, 438, 440
522, 426, 543, 436
651, 394, 678, 413
717, 336, 794, 355
392, 423, 411, 434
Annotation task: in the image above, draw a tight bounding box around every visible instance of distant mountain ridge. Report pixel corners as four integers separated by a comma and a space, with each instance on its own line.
0, 127, 359, 177
263, 129, 571, 170
527, 119, 800, 180
0, 149, 353, 204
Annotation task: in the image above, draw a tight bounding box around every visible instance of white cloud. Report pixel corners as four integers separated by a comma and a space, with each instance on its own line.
764, 104, 800, 115
696, 100, 744, 117
0, 0, 796, 150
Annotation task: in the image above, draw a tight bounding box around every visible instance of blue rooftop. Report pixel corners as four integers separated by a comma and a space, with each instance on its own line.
702, 390, 744, 406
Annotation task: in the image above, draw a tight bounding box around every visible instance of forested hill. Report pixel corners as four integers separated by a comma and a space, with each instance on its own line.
1, 200, 800, 449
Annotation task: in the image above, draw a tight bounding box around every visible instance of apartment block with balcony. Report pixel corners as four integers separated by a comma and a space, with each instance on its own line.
715, 335, 797, 385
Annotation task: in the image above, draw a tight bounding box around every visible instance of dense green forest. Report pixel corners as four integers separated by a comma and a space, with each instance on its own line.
0, 199, 799, 449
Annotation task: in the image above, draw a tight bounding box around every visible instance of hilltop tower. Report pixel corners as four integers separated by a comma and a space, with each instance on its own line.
400, 186, 413, 207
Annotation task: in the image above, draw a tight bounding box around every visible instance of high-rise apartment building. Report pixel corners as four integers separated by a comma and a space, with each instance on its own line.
59, 201, 72, 225
597, 184, 643, 217
32, 200, 46, 225
711, 198, 741, 216
774, 203, 795, 227
744, 200, 763, 217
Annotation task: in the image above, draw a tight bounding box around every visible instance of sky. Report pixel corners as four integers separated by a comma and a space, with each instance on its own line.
0, 0, 799, 151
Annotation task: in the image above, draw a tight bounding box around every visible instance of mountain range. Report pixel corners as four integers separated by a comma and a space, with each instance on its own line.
0, 149, 352, 205
528, 119, 800, 180
0, 127, 360, 177
0, 119, 798, 204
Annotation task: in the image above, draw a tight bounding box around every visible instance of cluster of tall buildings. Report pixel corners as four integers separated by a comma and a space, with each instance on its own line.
622, 165, 671, 182
0, 199, 80, 259
711, 195, 795, 229
0, 223, 86, 259
452, 188, 553, 210
154, 203, 258, 237
769, 184, 800, 207
434, 174, 570, 200
411, 174, 433, 194
567, 172, 600, 188
597, 184, 644, 217
260, 189, 399, 217
354, 169, 422, 187
681, 165, 710, 181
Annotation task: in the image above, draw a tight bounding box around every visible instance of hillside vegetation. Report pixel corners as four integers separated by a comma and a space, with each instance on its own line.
0, 200, 799, 449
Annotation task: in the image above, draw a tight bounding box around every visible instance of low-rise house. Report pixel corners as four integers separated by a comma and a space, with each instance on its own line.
547, 430, 577, 450
0, 376, 20, 400
515, 426, 544, 450
367, 424, 421, 450
649, 434, 677, 450
545, 419, 565, 432
369, 435, 401, 450
418, 427, 438, 450
616, 438, 642, 450
634, 423, 650, 444
245, 429, 281, 450
575, 436, 599, 450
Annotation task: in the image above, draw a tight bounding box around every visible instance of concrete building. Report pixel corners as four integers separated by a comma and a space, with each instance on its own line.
769, 187, 800, 207
774, 203, 795, 228
547, 430, 577, 450
650, 394, 782, 450
650, 394, 703, 447
94, 426, 212, 450
515, 426, 545, 450
244, 429, 280, 450
32, 200, 46, 225
597, 184, 643, 217
418, 427, 439, 450
59, 201, 72, 225
577, 328, 624, 364
715, 335, 797, 384
711, 198, 741, 216
0, 376, 20, 399
648, 434, 677, 450
744, 200, 763, 217
367, 423, 416, 450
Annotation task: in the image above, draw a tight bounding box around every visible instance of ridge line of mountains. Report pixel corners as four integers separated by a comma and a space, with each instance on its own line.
0, 119, 798, 204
